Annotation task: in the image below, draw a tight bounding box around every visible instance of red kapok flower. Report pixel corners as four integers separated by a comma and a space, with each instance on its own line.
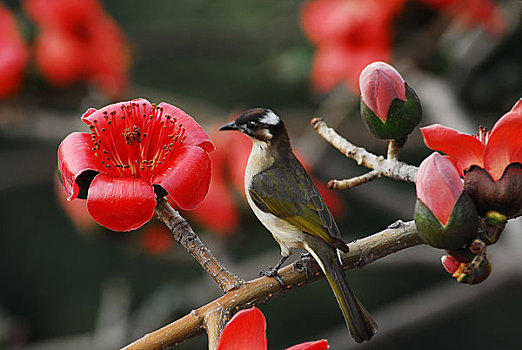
58, 98, 214, 232
0, 3, 29, 98
216, 307, 329, 350
23, 0, 130, 97
421, 99, 522, 217
301, 0, 406, 92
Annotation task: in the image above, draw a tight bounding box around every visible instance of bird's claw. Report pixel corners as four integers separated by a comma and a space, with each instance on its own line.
260, 267, 285, 287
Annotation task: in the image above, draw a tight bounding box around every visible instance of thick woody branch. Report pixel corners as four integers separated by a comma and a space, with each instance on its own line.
121, 220, 423, 350
311, 118, 418, 184
155, 198, 244, 293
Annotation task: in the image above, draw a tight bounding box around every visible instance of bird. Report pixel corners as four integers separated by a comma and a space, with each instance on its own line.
219, 108, 377, 343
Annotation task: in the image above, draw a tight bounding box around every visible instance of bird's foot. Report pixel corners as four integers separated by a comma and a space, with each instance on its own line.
260, 267, 285, 287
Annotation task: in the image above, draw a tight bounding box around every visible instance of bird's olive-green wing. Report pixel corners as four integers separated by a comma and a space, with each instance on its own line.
249, 154, 347, 251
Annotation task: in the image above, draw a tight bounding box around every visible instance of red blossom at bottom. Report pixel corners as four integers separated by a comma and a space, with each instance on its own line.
216, 307, 328, 350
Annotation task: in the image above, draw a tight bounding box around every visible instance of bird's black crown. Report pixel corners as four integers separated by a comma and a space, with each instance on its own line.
220, 108, 287, 143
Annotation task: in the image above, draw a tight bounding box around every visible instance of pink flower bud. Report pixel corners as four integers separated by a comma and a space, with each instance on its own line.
416, 153, 463, 225
441, 255, 461, 274
359, 61, 406, 121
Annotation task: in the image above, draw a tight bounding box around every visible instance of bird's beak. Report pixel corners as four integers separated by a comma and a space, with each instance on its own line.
219, 121, 238, 131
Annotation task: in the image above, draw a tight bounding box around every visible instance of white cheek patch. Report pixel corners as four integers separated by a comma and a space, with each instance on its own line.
259, 110, 280, 126
257, 128, 273, 141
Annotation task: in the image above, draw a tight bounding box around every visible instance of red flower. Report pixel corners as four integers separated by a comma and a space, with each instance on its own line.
216, 307, 329, 350
421, 100, 522, 182
57, 98, 214, 232
0, 3, 29, 98
301, 0, 406, 92
422, 99, 522, 217
23, 0, 130, 97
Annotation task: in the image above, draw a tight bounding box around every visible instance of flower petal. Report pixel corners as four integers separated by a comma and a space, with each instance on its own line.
158, 102, 215, 152
286, 340, 329, 350
359, 61, 406, 121
216, 307, 267, 350
421, 124, 485, 175
416, 152, 463, 225
81, 98, 152, 126
484, 99, 522, 181
153, 146, 211, 210
86, 174, 156, 231
57, 132, 105, 199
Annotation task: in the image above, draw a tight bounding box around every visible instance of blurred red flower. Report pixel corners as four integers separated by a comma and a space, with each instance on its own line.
301, 0, 505, 93
58, 98, 214, 232
0, 3, 29, 98
301, 0, 406, 92
140, 223, 174, 255
216, 307, 329, 350
23, 0, 130, 97
187, 121, 344, 236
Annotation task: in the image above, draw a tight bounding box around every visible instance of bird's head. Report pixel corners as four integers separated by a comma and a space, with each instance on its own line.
219, 108, 288, 146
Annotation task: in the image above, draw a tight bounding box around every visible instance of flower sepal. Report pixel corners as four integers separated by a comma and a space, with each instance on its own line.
415, 191, 478, 250
464, 163, 522, 218
361, 83, 422, 140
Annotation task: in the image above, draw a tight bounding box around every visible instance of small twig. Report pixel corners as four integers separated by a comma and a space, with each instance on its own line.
387, 137, 407, 161
121, 221, 423, 350
311, 118, 418, 184
328, 170, 381, 190
155, 198, 244, 293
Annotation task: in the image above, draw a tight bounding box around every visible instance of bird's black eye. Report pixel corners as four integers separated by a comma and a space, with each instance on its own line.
248, 121, 256, 127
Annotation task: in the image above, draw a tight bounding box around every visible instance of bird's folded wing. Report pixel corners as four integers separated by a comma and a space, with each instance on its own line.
248, 157, 344, 248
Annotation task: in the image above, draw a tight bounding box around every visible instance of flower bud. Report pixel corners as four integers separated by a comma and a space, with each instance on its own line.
441, 255, 461, 274
415, 153, 478, 250
359, 61, 422, 140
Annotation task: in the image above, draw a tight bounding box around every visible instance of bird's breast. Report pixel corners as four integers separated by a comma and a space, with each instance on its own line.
244, 141, 306, 256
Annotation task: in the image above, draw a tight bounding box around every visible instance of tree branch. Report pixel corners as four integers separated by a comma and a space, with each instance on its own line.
121, 220, 423, 350
311, 118, 418, 184
155, 198, 244, 293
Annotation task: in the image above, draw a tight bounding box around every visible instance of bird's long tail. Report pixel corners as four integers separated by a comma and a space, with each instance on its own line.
304, 237, 377, 343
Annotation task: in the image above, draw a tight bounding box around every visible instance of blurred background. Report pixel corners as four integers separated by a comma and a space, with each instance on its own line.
0, 0, 521, 349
